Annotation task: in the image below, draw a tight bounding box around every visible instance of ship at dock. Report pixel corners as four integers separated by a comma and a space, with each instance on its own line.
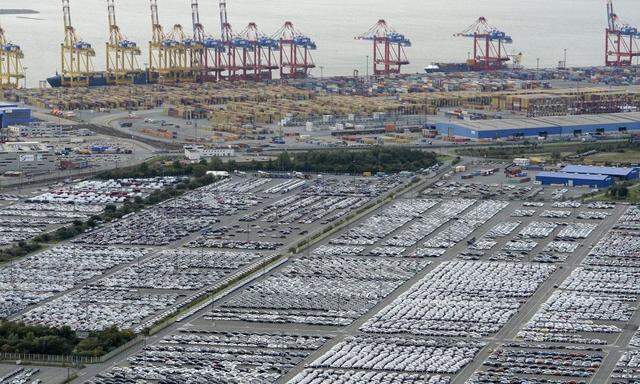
424, 63, 471, 73
46, 71, 149, 88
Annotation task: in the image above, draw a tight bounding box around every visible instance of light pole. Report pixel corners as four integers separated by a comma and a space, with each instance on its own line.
319, 65, 324, 80
366, 55, 369, 79
22, 66, 28, 89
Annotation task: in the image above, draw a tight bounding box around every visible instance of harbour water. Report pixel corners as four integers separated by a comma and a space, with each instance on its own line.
1, 0, 639, 86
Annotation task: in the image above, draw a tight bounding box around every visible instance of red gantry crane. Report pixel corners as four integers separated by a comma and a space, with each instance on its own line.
236, 22, 279, 81
606, 0, 640, 67
355, 20, 411, 76
455, 17, 513, 71
190, 0, 225, 81
273, 21, 317, 79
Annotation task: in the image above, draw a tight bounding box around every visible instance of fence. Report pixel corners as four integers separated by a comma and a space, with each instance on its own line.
0, 337, 142, 366
0, 352, 99, 365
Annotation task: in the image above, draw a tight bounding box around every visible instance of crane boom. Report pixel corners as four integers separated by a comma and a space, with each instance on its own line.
107, 0, 122, 45
192, 0, 200, 29
62, 0, 76, 45
107, 0, 117, 30
192, 0, 204, 42
220, 0, 230, 41
150, 0, 163, 44
607, 0, 616, 30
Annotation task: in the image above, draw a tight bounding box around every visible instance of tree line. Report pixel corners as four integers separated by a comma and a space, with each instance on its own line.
100, 147, 438, 179
0, 321, 135, 357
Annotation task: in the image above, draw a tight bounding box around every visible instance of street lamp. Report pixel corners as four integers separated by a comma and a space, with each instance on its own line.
366, 55, 369, 79
22, 66, 28, 89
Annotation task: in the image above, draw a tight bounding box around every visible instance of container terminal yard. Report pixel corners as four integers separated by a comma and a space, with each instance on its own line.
1, 1, 640, 384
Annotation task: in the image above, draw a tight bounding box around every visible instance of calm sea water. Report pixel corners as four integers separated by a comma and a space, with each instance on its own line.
1, 0, 639, 86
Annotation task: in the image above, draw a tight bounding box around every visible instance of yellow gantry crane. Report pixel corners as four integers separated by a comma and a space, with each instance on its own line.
148, 0, 166, 83
149, 0, 193, 84
106, 0, 142, 85
166, 23, 194, 82
0, 24, 25, 89
60, 0, 95, 87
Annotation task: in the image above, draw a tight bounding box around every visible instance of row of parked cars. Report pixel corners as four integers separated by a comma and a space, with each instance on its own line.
361, 261, 556, 338
90, 329, 328, 384
208, 256, 428, 327
0, 245, 148, 318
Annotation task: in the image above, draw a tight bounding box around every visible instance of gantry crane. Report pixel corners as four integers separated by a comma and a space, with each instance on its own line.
61, 0, 96, 87
106, 0, 142, 85
219, 0, 230, 42
148, 0, 192, 84
355, 20, 411, 76
167, 23, 195, 82
237, 22, 279, 81
218, 0, 242, 81
274, 21, 317, 79
148, 0, 166, 83
190, 0, 225, 81
0, 24, 24, 89
606, 0, 640, 67
455, 17, 513, 71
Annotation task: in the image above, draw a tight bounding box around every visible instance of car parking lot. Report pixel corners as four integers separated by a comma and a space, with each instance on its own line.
0, 177, 183, 248
361, 261, 555, 338
26, 171, 636, 384
207, 256, 429, 326
9, 174, 407, 338
0, 365, 70, 384
0, 245, 149, 318
89, 329, 331, 384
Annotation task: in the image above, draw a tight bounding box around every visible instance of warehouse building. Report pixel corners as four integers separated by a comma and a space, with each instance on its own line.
436, 112, 640, 139
0, 142, 57, 174
0, 104, 32, 128
561, 165, 639, 180
535, 171, 613, 188
184, 145, 235, 161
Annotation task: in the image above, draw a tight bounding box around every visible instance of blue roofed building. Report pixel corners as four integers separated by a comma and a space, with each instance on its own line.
435, 112, 640, 139
535, 171, 613, 188
561, 165, 639, 180
0, 105, 32, 128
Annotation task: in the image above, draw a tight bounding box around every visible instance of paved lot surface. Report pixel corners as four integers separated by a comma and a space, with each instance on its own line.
0, 364, 70, 384
5, 166, 639, 384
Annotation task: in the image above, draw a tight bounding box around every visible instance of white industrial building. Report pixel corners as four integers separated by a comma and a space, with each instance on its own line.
184, 145, 235, 161
0, 142, 57, 174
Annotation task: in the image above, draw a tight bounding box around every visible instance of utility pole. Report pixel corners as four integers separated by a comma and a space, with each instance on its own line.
366, 55, 369, 79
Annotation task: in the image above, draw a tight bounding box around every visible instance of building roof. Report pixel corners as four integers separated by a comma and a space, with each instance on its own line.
562, 164, 638, 177
0, 142, 49, 153
437, 112, 640, 132
537, 171, 611, 181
